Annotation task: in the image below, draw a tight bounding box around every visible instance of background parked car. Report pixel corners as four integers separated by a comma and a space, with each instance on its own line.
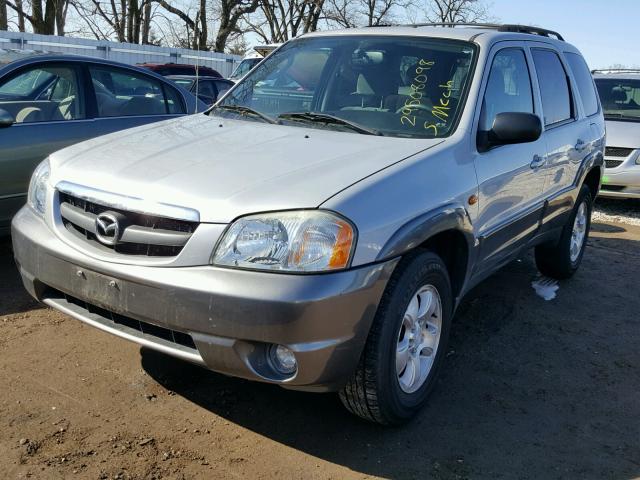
167, 75, 234, 106
593, 69, 640, 199
228, 44, 280, 82
0, 54, 206, 235
138, 63, 221, 78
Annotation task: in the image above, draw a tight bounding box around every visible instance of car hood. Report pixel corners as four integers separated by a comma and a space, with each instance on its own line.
605, 119, 640, 149
50, 114, 442, 223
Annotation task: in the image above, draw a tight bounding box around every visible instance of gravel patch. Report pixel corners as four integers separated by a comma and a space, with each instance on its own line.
593, 198, 640, 226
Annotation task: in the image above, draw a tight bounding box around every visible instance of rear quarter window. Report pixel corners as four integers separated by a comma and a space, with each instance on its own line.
532, 49, 573, 126
565, 52, 599, 117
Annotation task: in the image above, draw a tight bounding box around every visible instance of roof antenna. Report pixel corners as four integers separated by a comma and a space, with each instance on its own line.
194, 9, 201, 113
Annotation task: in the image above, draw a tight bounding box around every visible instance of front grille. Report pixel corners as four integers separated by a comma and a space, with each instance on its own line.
59, 192, 198, 257
47, 288, 197, 350
605, 146, 633, 157
605, 159, 624, 169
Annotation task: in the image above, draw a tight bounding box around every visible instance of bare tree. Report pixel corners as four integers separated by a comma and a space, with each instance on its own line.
323, 0, 411, 29
323, 0, 357, 28
425, 0, 492, 24
213, 0, 259, 52
71, 0, 161, 44
248, 0, 324, 43
6, 0, 69, 34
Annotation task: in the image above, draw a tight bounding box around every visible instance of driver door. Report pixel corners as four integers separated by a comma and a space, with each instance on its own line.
472, 45, 548, 275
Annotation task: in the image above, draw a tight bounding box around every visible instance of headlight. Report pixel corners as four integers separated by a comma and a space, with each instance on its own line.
27, 158, 50, 215
212, 210, 356, 272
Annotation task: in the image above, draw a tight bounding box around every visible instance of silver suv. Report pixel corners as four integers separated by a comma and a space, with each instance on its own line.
593, 69, 640, 198
12, 24, 605, 425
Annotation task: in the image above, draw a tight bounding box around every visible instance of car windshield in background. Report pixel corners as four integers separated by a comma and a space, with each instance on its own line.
172, 78, 195, 89
595, 78, 640, 121
230, 58, 262, 80
215, 36, 477, 138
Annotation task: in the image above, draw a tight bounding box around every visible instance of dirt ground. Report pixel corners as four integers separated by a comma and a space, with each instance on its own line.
1, 200, 639, 480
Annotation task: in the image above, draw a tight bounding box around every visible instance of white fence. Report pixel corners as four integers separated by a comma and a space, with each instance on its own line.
0, 30, 241, 77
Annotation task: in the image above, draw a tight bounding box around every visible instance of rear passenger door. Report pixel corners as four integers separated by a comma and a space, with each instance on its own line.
86, 65, 187, 136
529, 46, 593, 207
473, 45, 548, 271
0, 62, 91, 230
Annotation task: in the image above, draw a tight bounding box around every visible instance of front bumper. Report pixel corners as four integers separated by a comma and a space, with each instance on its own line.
600, 163, 640, 199
12, 207, 397, 392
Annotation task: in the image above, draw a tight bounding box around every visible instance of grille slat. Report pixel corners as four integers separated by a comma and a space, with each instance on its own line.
53, 289, 197, 350
605, 159, 624, 169
59, 192, 198, 257
605, 146, 634, 158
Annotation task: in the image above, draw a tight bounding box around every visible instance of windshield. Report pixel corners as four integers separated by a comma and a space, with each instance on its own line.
216, 36, 477, 138
595, 78, 640, 121
230, 58, 262, 81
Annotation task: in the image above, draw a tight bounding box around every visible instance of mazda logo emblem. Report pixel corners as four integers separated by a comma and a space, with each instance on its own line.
95, 212, 120, 246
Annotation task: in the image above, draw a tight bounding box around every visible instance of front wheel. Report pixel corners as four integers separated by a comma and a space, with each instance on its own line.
535, 185, 593, 279
339, 251, 452, 425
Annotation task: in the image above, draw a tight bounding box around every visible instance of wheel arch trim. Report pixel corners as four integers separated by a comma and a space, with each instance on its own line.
376, 204, 476, 262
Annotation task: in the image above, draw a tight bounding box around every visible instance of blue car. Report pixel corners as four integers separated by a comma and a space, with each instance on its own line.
0, 53, 206, 235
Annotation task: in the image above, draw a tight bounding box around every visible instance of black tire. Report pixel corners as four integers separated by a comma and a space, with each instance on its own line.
535, 185, 593, 280
339, 250, 453, 425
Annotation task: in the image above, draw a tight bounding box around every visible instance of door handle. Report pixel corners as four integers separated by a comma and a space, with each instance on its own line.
575, 139, 587, 152
530, 154, 545, 169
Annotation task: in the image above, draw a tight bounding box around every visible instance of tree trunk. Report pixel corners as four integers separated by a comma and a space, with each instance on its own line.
15, 0, 25, 31
55, 0, 68, 35
0, 0, 7, 31
126, 0, 138, 43
141, 0, 151, 44
198, 0, 207, 50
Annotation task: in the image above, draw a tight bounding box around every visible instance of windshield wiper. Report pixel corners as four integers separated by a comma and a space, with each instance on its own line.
213, 104, 277, 124
278, 112, 383, 136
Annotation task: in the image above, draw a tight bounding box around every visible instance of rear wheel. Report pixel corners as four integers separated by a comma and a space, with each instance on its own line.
535, 185, 593, 279
339, 251, 452, 425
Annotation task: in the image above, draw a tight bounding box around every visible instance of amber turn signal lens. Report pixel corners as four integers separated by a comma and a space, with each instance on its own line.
328, 220, 354, 269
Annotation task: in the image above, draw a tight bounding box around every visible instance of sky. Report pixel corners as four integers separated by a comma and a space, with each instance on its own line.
489, 0, 640, 69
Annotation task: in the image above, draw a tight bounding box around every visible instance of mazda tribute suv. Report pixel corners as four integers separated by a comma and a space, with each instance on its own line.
12, 24, 604, 425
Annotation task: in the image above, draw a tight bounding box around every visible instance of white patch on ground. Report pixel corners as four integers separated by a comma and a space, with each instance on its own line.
593, 199, 640, 226
531, 276, 560, 301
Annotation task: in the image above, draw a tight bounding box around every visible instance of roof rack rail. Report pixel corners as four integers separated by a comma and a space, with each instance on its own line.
591, 68, 640, 74
396, 22, 565, 41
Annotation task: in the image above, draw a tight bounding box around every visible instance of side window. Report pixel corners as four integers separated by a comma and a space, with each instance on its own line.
0, 65, 84, 123
197, 81, 217, 101
479, 48, 534, 131
89, 66, 177, 117
565, 52, 599, 117
214, 80, 232, 98
164, 85, 186, 114
532, 49, 573, 126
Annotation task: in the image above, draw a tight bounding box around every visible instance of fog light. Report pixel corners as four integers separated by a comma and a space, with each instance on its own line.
269, 344, 297, 375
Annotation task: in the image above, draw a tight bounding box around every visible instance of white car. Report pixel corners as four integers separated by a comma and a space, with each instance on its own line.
593, 69, 640, 199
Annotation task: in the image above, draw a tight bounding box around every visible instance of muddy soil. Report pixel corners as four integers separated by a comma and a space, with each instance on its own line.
1, 216, 639, 479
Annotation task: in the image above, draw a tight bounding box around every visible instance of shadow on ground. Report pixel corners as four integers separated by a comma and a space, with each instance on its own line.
0, 237, 41, 316
143, 233, 640, 479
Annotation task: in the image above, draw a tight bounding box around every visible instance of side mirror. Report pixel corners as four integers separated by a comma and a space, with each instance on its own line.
478, 112, 542, 152
0, 108, 14, 128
